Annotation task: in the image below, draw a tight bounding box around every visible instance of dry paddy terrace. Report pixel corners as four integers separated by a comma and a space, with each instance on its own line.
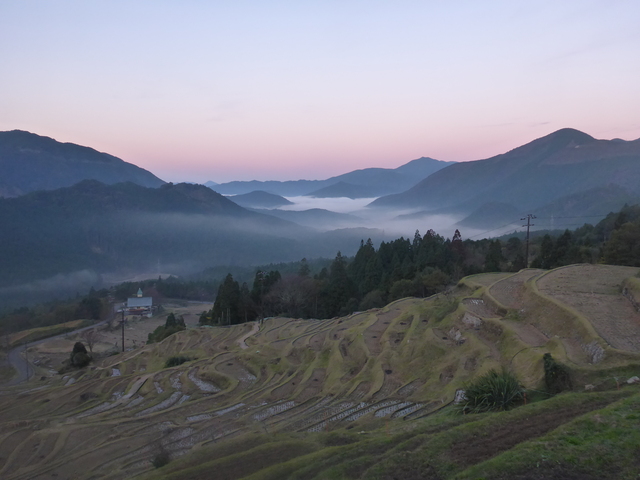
1, 265, 640, 479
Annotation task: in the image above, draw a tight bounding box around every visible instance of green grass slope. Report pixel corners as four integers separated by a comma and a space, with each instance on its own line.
1, 264, 639, 479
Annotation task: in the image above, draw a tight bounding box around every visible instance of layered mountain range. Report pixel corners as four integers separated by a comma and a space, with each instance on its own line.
371, 128, 640, 221
208, 157, 454, 198
1, 127, 639, 300
0, 180, 384, 301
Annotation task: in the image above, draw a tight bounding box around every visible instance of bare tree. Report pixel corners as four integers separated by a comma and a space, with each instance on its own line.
79, 329, 101, 356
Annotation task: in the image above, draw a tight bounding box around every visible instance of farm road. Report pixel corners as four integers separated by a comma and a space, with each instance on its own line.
238, 321, 260, 349
2, 313, 114, 387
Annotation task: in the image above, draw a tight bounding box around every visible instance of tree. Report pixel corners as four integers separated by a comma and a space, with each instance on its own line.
70, 341, 91, 367
320, 252, 356, 317
298, 258, 310, 277
148, 312, 186, 343
212, 274, 242, 325
505, 237, 526, 271
533, 234, 554, 269
603, 222, 640, 266
79, 328, 101, 356
389, 278, 420, 301
451, 229, 466, 266
76, 296, 102, 320
484, 240, 504, 272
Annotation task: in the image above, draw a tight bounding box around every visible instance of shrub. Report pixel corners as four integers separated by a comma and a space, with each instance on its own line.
151, 448, 170, 468
72, 342, 87, 355
359, 290, 386, 310
458, 368, 523, 414
69, 341, 91, 368
71, 352, 91, 368
147, 313, 186, 344
543, 353, 572, 394
165, 356, 191, 368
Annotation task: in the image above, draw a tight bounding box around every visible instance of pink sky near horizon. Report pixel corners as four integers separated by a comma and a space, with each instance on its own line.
1, 1, 639, 184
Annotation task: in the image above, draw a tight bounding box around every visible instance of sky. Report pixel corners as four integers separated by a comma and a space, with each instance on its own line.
1, 1, 640, 184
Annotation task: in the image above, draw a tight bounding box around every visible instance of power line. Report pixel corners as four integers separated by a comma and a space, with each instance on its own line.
534, 214, 609, 219
535, 223, 596, 227
465, 211, 614, 240
467, 222, 522, 239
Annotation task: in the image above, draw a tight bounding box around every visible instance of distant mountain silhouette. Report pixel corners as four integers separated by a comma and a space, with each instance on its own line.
254, 208, 363, 229
0, 130, 165, 197
230, 190, 294, 208
0, 181, 384, 291
211, 179, 323, 197
306, 181, 376, 199
210, 157, 453, 197
370, 129, 640, 215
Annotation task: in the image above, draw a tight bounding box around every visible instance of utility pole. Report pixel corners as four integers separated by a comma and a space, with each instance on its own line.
24, 340, 29, 381
121, 307, 125, 352
521, 214, 536, 267
258, 271, 265, 324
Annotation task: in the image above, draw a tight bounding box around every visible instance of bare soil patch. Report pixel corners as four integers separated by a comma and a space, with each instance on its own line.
537, 265, 640, 352
489, 269, 544, 309
297, 368, 326, 402
270, 372, 303, 401
462, 298, 497, 318
503, 320, 549, 347
447, 399, 615, 469
364, 310, 397, 356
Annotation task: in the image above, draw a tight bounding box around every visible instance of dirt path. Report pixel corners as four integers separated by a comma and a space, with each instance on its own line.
237, 322, 260, 350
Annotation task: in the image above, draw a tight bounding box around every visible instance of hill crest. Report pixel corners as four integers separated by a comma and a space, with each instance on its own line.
0, 130, 165, 197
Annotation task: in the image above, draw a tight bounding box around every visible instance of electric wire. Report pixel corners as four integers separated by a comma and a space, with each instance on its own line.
464, 212, 614, 240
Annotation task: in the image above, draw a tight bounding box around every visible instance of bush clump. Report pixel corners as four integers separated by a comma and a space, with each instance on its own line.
70, 341, 91, 368
151, 445, 170, 468
148, 313, 186, 344
165, 356, 191, 368
458, 368, 523, 414
543, 353, 572, 394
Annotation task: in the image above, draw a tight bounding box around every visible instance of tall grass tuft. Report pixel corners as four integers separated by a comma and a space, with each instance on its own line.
165, 355, 191, 368
458, 368, 523, 414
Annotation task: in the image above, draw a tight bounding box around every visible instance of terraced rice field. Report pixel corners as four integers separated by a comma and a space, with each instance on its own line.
537, 265, 640, 352
2, 265, 640, 479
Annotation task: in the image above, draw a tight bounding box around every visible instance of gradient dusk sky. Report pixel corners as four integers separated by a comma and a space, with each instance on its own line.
1, 1, 639, 183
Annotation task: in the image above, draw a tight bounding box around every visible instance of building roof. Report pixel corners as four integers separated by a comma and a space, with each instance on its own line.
127, 297, 153, 308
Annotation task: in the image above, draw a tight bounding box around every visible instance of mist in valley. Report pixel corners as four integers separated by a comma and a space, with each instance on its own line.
260, 195, 508, 241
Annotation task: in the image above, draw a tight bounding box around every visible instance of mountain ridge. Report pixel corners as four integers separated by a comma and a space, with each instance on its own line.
209, 156, 453, 197
0, 130, 165, 197
370, 128, 640, 214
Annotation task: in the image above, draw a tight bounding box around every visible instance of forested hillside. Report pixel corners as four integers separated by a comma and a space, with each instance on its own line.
200, 204, 640, 325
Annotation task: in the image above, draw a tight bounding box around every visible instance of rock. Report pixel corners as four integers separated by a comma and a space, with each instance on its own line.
627, 376, 639, 384
461, 313, 482, 328
453, 389, 467, 404
584, 384, 595, 391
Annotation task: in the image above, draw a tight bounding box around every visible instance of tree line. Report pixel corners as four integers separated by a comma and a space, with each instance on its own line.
201, 204, 640, 326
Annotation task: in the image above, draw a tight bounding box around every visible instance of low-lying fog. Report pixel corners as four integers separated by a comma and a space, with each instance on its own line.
1, 196, 522, 311
274, 196, 520, 241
